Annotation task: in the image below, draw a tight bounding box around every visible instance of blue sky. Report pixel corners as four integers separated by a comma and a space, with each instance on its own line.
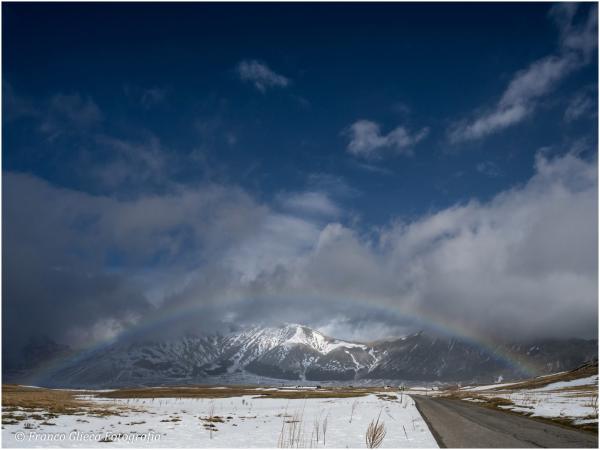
3, 3, 598, 353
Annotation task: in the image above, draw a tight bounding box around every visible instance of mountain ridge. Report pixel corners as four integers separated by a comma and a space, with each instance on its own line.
5, 323, 597, 388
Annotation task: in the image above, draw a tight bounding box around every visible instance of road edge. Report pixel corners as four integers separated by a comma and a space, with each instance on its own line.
443, 393, 599, 436
411, 395, 446, 449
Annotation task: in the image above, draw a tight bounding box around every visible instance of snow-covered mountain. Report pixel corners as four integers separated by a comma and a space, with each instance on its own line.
11, 324, 597, 388
209, 324, 375, 381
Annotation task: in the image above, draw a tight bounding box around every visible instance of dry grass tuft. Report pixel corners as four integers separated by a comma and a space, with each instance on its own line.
277, 410, 305, 448
365, 410, 386, 448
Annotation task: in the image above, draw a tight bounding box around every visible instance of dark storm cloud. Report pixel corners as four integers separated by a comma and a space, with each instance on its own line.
2, 172, 265, 358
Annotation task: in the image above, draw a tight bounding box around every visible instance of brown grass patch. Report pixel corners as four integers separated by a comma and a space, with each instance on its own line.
2, 384, 136, 418
201, 415, 225, 423
160, 415, 181, 422
2, 384, 93, 414
485, 396, 515, 407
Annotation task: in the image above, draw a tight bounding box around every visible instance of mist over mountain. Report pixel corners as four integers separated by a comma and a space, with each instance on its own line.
7, 324, 596, 388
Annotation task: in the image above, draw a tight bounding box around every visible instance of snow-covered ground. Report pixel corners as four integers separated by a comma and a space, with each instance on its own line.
458, 374, 598, 426
3, 392, 438, 448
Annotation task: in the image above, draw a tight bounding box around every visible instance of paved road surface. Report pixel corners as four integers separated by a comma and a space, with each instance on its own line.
412, 395, 598, 448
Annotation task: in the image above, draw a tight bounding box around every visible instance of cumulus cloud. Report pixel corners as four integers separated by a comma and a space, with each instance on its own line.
377, 151, 597, 340
172, 150, 599, 341
236, 59, 290, 92
3, 148, 597, 359
449, 4, 597, 143
170, 147, 598, 342
344, 119, 429, 159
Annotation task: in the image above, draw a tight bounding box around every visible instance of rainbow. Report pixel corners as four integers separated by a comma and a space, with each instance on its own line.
26, 295, 539, 386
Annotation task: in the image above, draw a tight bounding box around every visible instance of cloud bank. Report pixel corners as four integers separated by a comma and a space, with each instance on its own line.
4, 147, 597, 359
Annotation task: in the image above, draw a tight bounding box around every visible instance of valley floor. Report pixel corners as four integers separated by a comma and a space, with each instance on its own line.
2, 386, 437, 448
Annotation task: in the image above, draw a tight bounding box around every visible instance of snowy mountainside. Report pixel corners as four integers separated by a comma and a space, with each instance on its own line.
42, 324, 376, 387
14, 324, 598, 388
203, 324, 377, 381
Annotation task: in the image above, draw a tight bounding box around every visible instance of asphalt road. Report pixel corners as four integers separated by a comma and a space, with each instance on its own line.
412, 395, 598, 448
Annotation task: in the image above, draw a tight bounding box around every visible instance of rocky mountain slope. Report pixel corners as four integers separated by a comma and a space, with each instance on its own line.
8, 324, 597, 388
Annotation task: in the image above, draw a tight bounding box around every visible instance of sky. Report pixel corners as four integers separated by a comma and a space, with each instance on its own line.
3, 3, 598, 362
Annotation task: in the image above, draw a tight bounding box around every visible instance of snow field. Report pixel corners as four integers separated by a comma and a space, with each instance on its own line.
3, 392, 438, 448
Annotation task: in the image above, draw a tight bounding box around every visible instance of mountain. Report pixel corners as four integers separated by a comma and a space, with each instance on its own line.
212, 325, 375, 381
369, 332, 597, 382
9, 324, 597, 388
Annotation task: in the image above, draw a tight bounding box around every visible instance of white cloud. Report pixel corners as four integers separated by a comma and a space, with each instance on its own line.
279, 191, 341, 218
318, 316, 412, 342
551, 2, 598, 60
236, 59, 290, 92
450, 104, 529, 143
500, 55, 574, 108
449, 4, 597, 143
375, 150, 597, 339
93, 134, 170, 190
565, 89, 595, 122
344, 119, 429, 159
